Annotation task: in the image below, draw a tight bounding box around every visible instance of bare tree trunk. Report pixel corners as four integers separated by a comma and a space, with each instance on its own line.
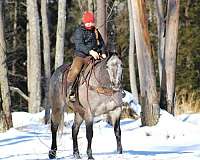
97, 0, 107, 44
162, 0, 180, 114
26, 22, 30, 97
128, 0, 138, 103
41, 0, 51, 123
131, 0, 160, 126
54, 0, 66, 69
27, 0, 41, 113
88, 0, 93, 11
155, 0, 165, 86
0, 1, 13, 132
13, 0, 17, 50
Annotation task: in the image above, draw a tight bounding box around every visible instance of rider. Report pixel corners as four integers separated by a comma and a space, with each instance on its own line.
67, 11, 106, 101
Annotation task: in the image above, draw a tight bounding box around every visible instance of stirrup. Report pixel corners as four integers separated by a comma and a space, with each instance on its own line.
69, 94, 76, 102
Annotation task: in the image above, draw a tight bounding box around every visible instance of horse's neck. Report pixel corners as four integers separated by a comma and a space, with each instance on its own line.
90, 61, 111, 86
80, 60, 110, 87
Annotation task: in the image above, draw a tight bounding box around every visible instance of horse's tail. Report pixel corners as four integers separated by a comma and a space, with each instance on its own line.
49, 64, 70, 134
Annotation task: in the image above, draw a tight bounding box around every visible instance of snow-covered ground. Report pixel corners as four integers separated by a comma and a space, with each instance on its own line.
0, 91, 200, 160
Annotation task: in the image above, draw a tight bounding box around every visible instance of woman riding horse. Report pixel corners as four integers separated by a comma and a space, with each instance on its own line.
48, 11, 123, 160
67, 11, 107, 101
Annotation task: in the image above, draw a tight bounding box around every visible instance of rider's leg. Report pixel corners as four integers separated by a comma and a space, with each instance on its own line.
67, 56, 85, 101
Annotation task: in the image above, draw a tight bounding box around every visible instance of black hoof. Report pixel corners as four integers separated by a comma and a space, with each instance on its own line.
88, 156, 94, 160
49, 150, 56, 159
117, 150, 122, 154
73, 152, 81, 159
117, 149, 123, 154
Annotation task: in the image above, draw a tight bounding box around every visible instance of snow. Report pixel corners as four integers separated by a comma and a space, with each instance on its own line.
1, 92, 200, 160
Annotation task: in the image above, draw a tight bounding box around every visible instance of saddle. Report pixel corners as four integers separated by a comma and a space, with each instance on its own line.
62, 57, 93, 99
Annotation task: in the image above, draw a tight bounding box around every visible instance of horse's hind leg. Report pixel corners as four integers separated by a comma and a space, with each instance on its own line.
72, 113, 83, 159
49, 120, 59, 159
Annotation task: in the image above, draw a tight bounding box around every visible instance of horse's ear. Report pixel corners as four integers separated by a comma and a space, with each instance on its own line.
108, 45, 122, 59
109, 51, 122, 59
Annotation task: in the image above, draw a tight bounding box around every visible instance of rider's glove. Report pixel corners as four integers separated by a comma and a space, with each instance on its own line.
101, 53, 107, 59
89, 50, 100, 60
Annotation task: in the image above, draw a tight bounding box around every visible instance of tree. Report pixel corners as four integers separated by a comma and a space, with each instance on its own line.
41, 0, 51, 123
96, 0, 107, 44
88, 0, 93, 11
131, 0, 160, 126
0, 1, 13, 132
155, 0, 165, 86
127, 0, 138, 103
160, 0, 180, 114
54, 0, 66, 69
27, 0, 41, 113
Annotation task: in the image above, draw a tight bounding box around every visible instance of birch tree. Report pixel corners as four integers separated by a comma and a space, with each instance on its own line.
41, 0, 51, 123
155, 0, 165, 86
54, 0, 66, 69
97, 0, 107, 44
131, 0, 160, 126
161, 0, 180, 114
128, 0, 138, 103
0, 1, 13, 132
11, 0, 18, 76
88, 0, 93, 11
27, 0, 41, 113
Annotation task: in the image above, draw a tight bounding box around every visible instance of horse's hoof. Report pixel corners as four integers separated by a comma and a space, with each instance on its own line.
117, 149, 123, 154
73, 152, 81, 159
88, 156, 95, 160
49, 150, 56, 159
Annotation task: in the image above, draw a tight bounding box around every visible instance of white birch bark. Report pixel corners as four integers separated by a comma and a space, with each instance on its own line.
54, 0, 66, 69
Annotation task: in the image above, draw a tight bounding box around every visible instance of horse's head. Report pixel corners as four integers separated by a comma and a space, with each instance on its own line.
105, 54, 123, 91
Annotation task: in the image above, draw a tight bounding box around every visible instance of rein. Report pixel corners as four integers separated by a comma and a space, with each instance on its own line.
81, 59, 116, 97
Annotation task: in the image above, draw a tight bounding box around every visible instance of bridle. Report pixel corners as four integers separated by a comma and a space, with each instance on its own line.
81, 57, 122, 96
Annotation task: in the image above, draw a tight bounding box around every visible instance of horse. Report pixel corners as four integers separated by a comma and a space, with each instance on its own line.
48, 54, 123, 160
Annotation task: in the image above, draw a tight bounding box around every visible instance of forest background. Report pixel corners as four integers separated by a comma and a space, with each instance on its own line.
0, 0, 199, 131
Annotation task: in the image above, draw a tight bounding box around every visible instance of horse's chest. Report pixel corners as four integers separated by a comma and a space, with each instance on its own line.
78, 87, 122, 114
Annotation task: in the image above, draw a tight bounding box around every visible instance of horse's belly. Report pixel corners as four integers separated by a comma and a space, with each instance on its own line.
78, 88, 123, 116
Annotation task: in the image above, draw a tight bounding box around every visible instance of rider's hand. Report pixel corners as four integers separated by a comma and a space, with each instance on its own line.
89, 50, 100, 60
101, 53, 107, 59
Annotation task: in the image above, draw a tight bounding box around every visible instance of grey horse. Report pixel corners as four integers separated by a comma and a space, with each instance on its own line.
48, 54, 123, 160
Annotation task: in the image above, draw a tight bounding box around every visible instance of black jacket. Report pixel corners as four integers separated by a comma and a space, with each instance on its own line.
73, 25, 105, 57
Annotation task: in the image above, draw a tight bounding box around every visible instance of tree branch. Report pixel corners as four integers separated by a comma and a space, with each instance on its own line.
9, 86, 29, 102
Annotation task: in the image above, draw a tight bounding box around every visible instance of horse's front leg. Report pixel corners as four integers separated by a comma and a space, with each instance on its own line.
109, 108, 123, 154
85, 118, 94, 160
49, 120, 59, 159
72, 113, 83, 159
114, 118, 122, 154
